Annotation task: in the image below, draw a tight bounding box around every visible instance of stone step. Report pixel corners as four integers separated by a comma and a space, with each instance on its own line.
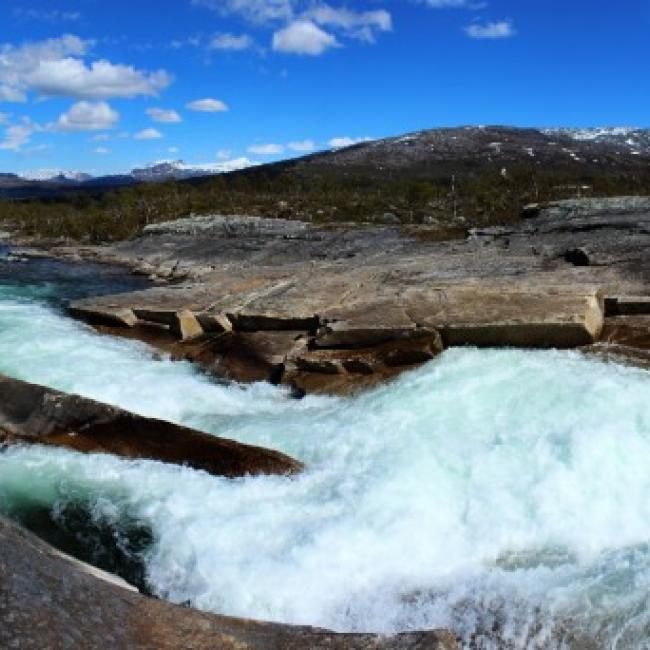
605, 296, 650, 316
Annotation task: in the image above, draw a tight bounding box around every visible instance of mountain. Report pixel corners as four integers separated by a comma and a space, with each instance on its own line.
2, 125, 650, 242
20, 170, 93, 183
288, 126, 650, 172
0, 158, 260, 199
130, 158, 258, 182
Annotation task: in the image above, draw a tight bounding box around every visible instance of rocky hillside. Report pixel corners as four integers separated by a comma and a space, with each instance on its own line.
1, 126, 649, 242
294, 126, 650, 171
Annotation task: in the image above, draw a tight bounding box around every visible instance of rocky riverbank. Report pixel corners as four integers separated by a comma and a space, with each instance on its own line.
26, 196, 650, 394
3, 195, 650, 647
0, 515, 459, 650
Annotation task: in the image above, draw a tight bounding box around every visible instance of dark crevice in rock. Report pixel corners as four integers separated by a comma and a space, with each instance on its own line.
3, 501, 153, 594
563, 248, 591, 266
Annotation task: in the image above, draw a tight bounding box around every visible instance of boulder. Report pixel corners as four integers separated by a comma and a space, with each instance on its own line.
0, 375, 303, 477
0, 515, 459, 650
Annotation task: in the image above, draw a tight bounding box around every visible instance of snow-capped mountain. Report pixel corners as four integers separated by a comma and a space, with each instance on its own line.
542, 127, 650, 156
19, 170, 93, 183
131, 158, 258, 181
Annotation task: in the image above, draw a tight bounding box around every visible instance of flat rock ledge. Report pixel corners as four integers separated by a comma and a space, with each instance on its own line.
0, 515, 459, 650
0, 374, 302, 477
70, 286, 605, 394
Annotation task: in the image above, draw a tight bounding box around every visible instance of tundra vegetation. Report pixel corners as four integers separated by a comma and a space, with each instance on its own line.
2, 163, 650, 243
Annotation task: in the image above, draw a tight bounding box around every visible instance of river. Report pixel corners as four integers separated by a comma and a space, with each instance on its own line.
1, 248, 650, 647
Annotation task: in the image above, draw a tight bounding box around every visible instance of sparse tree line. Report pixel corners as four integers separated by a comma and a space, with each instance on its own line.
1, 163, 649, 243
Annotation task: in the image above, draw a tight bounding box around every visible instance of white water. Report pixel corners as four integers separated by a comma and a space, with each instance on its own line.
3, 289, 650, 647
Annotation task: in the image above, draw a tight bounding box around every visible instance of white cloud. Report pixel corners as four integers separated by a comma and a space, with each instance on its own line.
135, 128, 163, 140
217, 149, 232, 159
328, 136, 373, 149
192, 0, 293, 24
273, 20, 338, 55
423, 0, 472, 6
0, 113, 9, 125
0, 86, 27, 102
186, 98, 229, 112
0, 34, 172, 102
26, 58, 172, 100
146, 107, 182, 123
464, 20, 516, 39
50, 101, 119, 132
209, 33, 254, 50
288, 139, 315, 152
195, 2, 392, 50
91, 133, 111, 142
168, 146, 180, 153
247, 143, 285, 155
94, 146, 110, 154
0, 119, 40, 151
305, 5, 391, 42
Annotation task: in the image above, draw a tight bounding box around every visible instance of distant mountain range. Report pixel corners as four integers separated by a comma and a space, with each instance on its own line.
1, 126, 649, 201
0, 158, 259, 199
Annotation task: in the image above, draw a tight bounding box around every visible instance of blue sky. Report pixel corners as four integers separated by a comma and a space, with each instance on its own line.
0, 0, 648, 177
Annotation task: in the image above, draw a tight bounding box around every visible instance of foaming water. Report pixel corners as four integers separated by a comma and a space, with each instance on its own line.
2, 271, 650, 646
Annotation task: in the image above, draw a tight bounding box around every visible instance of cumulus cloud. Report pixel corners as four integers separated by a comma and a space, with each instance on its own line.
186, 98, 229, 112
328, 136, 373, 148
195, 1, 391, 52
0, 34, 172, 102
50, 101, 119, 132
26, 58, 171, 100
146, 107, 182, 123
273, 20, 338, 55
464, 20, 516, 39
304, 5, 391, 42
0, 119, 40, 151
247, 143, 285, 155
209, 33, 254, 50
94, 146, 110, 154
288, 139, 315, 152
135, 128, 163, 140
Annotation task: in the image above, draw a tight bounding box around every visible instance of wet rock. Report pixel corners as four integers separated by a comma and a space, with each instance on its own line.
0, 515, 460, 650
0, 374, 303, 477
68, 306, 138, 328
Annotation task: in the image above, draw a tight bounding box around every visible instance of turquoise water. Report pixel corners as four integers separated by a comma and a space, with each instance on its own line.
2, 254, 650, 647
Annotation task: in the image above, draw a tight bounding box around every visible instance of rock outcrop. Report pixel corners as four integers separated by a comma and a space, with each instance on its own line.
0, 515, 459, 650
0, 374, 303, 477
20, 196, 650, 391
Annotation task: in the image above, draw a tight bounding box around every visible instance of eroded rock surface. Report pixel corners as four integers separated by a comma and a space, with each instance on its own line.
19, 196, 649, 392
0, 515, 459, 650
0, 374, 303, 477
